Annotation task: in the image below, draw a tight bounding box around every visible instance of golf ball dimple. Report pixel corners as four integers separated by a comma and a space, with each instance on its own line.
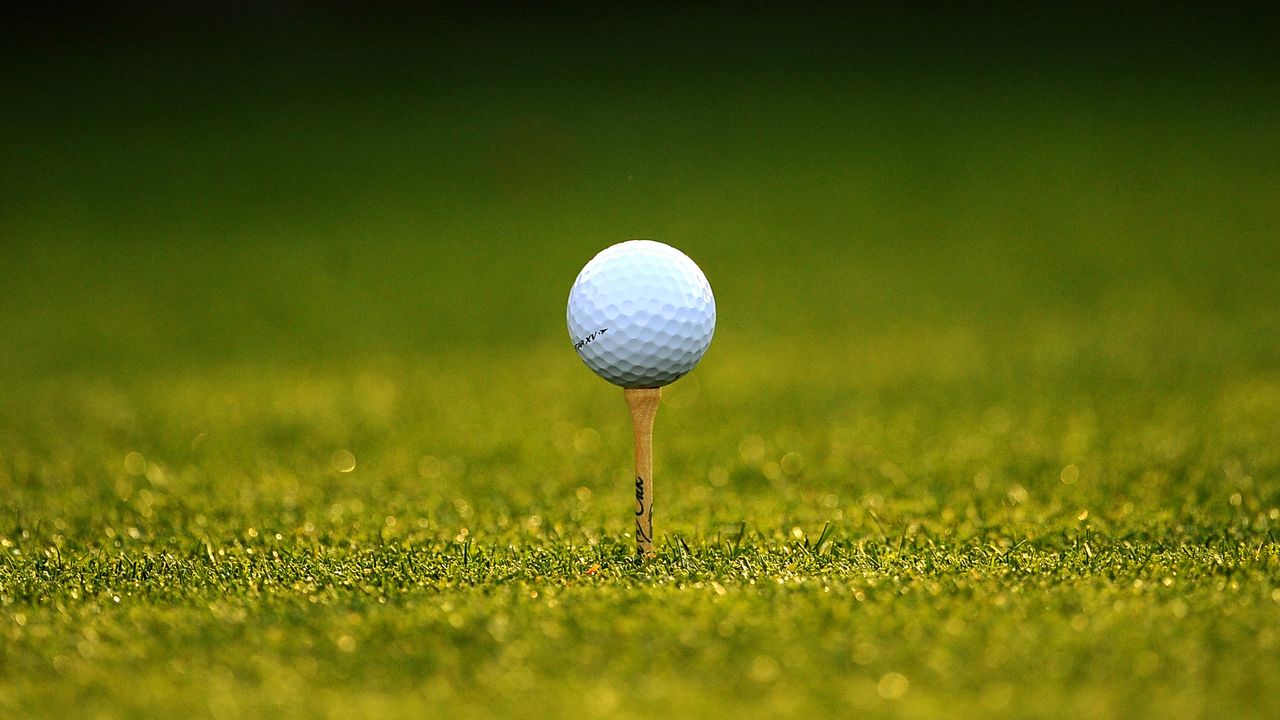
567, 240, 716, 389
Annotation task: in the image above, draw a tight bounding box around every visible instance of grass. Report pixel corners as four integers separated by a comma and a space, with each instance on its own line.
2, 9, 1280, 719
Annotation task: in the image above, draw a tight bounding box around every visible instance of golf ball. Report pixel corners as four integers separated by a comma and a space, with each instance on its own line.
567, 240, 716, 388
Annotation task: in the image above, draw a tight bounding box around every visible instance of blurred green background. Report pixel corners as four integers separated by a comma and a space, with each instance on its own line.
4, 3, 1276, 377
1, 4, 1278, 719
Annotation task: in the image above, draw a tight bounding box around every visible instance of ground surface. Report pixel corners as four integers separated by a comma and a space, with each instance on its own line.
2, 8, 1279, 719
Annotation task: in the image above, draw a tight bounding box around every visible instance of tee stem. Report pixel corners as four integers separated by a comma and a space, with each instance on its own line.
625, 387, 661, 558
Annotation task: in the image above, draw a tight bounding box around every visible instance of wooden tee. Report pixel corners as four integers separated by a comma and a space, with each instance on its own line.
624, 387, 661, 557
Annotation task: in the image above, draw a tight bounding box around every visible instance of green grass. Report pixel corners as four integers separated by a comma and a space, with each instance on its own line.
2, 11, 1280, 719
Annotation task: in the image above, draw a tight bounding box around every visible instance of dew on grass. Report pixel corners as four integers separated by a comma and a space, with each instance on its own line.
1008, 483, 1029, 504
749, 656, 779, 682
442, 456, 467, 480
780, 451, 804, 475
418, 455, 442, 479
331, 450, 356, 473
124, 452, 146, 476
762, 461, 782, 482
144, 462, 166, 485
573, 428, 600, 454
852, 642, 876, 665
878, 672, 909, 699
738, 435, 766, 465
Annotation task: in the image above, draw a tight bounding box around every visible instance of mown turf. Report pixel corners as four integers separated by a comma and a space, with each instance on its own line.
2, 8, 1279, 720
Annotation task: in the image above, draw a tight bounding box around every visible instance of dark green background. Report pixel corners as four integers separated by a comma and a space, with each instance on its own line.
4, 4, 1276, 375
1, 4, 1278, 719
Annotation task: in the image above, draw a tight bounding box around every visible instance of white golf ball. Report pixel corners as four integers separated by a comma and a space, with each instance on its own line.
567, 240, 716, 389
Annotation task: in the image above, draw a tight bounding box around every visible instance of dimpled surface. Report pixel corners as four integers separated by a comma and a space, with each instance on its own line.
567, 240, 716, 388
